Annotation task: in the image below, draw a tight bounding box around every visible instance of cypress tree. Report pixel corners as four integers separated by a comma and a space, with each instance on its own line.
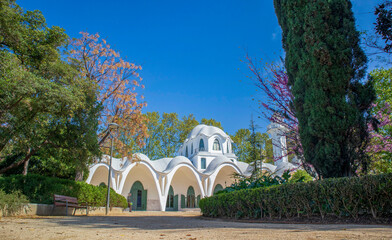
273, 0, 375, 178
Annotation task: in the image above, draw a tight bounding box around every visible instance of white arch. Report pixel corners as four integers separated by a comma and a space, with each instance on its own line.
117, 161, 164, 210
163, 163, 205, 208
86, 163, 117, 191
207, 163, 241, 196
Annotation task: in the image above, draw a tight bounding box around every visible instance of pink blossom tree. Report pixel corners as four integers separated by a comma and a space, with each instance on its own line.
245, 55, 316, 174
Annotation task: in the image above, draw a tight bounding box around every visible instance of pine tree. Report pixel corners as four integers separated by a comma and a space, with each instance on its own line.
274, 0, 375, 178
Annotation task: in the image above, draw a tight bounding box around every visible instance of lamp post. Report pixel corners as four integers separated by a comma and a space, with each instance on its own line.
106, 123, 119, 215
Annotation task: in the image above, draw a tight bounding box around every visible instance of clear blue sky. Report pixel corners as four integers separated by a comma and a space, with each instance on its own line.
19, 0, 382, 135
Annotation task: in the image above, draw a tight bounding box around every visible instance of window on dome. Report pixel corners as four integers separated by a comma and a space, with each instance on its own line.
199, 139, 205, 151
227, 141, 230, 153
213, 139, 221, 151
186, 146, 188, 157
201, 158, 206, 169
191, 143, 193, 155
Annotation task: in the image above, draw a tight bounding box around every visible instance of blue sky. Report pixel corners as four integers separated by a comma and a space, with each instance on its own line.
19, 0, 383, 135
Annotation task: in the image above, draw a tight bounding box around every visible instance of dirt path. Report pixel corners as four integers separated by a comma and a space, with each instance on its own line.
1, 211, 391, 240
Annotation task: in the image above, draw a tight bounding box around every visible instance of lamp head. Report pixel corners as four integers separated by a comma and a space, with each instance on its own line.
108, 123, 119, 130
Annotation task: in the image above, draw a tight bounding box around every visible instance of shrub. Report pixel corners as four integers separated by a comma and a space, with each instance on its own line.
289, 170, 313, 183
0, 174, 127, 208
199, 173, 392, 220
0, 189, 29, 216
219, 170, 313, 195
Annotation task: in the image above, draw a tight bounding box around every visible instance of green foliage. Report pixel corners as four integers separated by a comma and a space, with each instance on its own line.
200, 118, 223, 130
220, 170, 292, 194
0, 189, 28, 216
274, 0, 375, 178
0, 0, 101, 177
368, 68, 392, 173
231, 129, 273, 164
371, 68, 392, 108
375, 1, 392, 53
0, 174, 127, 208
200, 173, 392, 220
289, 170, 313, 183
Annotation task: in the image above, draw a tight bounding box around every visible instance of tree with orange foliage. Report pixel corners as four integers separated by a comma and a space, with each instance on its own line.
70, 32, 148, 159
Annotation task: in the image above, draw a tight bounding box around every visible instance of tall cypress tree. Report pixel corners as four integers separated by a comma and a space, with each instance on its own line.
274, 0, 375, 178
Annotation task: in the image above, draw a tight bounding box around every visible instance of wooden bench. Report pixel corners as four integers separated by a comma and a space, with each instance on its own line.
53, 194, 88, 216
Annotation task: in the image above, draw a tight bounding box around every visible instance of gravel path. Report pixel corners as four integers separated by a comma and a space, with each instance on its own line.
1, 211, 391, 240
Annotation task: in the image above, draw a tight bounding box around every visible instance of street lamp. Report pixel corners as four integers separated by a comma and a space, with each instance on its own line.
106, 122, 119, 215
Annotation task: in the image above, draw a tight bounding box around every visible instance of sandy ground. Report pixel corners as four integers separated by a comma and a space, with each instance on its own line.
1, 211, 392, 240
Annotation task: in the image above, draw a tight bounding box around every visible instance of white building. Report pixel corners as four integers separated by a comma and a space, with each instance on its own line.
86, 124, 252, 211
86, 123, 298, 211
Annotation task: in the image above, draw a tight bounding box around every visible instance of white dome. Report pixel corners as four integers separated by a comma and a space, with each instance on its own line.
186, 124, 229, 142
203, 155, 233, 175
164, 156, 193, 172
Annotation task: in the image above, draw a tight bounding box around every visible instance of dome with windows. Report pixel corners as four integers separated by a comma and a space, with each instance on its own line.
177, 124, 237, 171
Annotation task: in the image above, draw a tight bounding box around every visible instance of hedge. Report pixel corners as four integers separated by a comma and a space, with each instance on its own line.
199, 173, 392, 220
0, 174, 127, 208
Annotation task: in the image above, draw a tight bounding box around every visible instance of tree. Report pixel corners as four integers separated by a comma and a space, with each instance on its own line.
70, 32, 148, 158
201, 118, 223, 130
246, 57, 305, 166
179, 114, 199, 143
231, 126, 273, 164
367, 68, 392, 173
274, 0, 375, 178
0, 0, 100, 178
375, 1, 392, 54
248, 117, 260, 165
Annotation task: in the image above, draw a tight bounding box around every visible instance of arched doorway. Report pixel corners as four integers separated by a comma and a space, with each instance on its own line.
213, 184, 223, 195
186, 186, 195, 208
165, 186, 178, 211
130, 181, 147, 211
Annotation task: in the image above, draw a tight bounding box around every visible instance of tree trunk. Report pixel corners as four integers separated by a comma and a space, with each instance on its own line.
0, 141, 47, 174
22, 158, 30, 175
0, 148, 36, 174
75, 169, 84, 181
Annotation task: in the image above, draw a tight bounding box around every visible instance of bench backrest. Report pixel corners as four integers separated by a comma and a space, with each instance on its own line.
54, 194, 78, 204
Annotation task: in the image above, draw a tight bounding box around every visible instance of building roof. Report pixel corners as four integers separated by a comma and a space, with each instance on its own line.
185, 124, 230, 143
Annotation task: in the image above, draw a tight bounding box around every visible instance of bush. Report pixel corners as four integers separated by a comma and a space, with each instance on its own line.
199, 173, 392, 220
289, 170, 313, 183
0, 174, 127, 208
0, 190, 28, 216
217, 171, 298, 194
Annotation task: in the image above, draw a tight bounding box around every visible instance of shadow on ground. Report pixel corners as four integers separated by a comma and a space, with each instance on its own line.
31, 213, 392, 232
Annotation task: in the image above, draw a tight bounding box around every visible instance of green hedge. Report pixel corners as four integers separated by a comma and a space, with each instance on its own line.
0, 174, 127, 208
199, 173, 392, 220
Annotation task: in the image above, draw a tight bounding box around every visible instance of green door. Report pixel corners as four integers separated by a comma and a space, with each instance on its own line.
196, 195, 201, 208
174, 194, 178, 211
181, 194, 185, 208
130, 181, 147, 211
142, 189, 147, 210
186, 186, 195, 208
166, 186, 175, 211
